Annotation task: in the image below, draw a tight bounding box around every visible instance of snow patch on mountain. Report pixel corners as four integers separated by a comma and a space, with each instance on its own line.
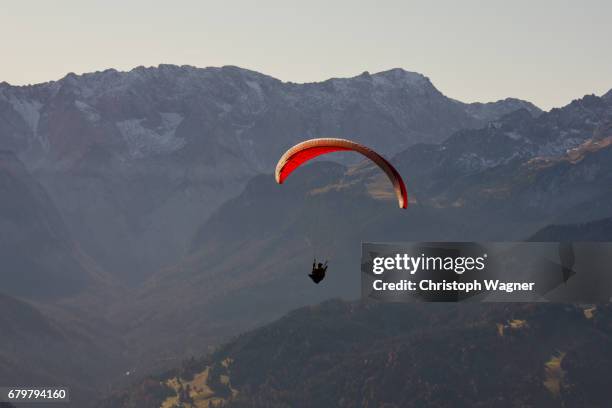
538, 134, 586, 157
116, 113, 185, 158
245, 80, 263, 98
7, 96, 50, 152
372, 69, 430, 89
9, 96, 42, 133
75, 100, 101, 122
505, 131, 523, 140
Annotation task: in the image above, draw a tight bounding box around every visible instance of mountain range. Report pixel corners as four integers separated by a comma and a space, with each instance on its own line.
0, 66, 540, 283
0, 65, 610, 406
117, 87, 612, 368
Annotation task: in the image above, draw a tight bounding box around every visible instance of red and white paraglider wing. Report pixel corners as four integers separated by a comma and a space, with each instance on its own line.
275, 138, 408, 209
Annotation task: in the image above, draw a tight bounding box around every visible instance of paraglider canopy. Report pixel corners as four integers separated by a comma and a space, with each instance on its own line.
275, 138, 408, 208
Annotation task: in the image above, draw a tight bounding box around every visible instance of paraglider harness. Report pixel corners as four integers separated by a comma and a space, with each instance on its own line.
309, 259, 328, 284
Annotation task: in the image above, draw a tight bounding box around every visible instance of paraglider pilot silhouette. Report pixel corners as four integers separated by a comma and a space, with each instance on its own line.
274, 138, 409, 284
310, 259, 328, 284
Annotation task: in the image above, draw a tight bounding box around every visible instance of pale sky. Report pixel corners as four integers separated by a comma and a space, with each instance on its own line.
2, 0, 610, 110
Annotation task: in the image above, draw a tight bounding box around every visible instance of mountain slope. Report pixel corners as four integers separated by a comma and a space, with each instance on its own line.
0, 150, 113, 300
394, 93, 612, 202
0, 293, 126, 407
99, 300, 612, 408
530, 217, 612, 241
0, 153, 127, 405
